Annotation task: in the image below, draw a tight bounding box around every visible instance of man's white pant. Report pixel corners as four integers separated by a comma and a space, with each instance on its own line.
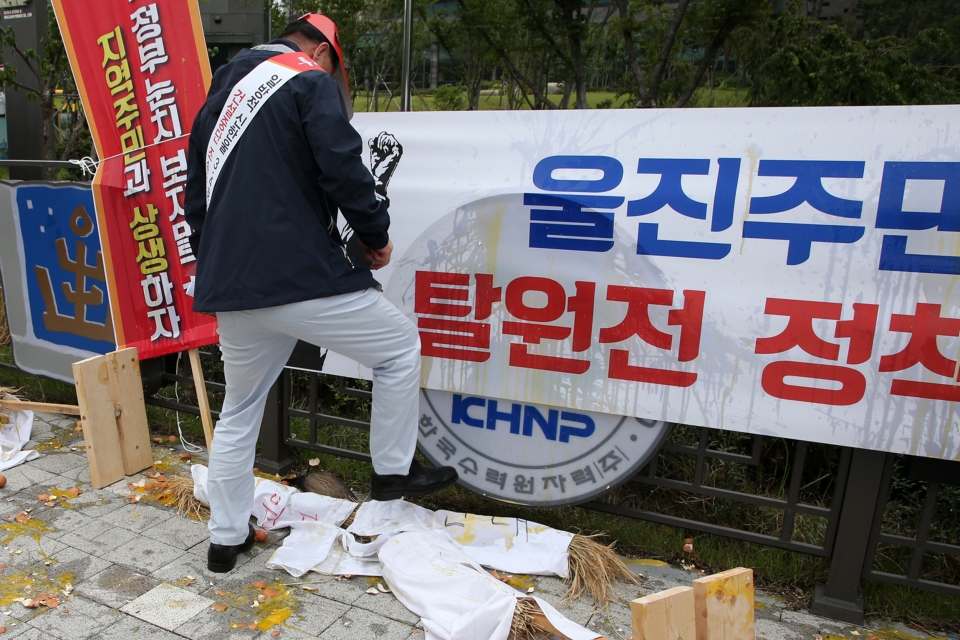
208, 288, 420, 546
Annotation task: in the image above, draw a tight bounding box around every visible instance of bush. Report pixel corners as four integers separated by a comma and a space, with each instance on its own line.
433, 85, 468, 111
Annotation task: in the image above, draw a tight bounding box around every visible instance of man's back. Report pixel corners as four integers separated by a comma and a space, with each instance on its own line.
184, 41, 389, 313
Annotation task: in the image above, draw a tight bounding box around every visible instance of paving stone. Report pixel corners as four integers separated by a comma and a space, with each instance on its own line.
97, 613, 184, 639
101, 503, 174, 534
111, 536, 185, 574
45, 544, 112, 585
62, 522, 140, 559
0, 623, 45, 638
351, 589, 420, 625
74, 563, 160, 609
0, 465, 59, 493
151, 553, 239, 595
140, 514, 209, 550
0, 531, 67, 568
0, 621, 31, 637
317, 607, 414, 640
33, 505, 97, 537
65, 490, 127, 519
282, 593, 351, 636
121, 582, 214, 631
25, 454, 86, 477
171, 605, 263, 640
304, 575, 368, 607
27, 593, 122, 639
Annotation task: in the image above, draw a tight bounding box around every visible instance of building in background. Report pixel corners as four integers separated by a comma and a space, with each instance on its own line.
198, 0, 270, 73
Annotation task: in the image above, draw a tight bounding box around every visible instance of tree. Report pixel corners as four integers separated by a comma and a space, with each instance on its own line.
670, 0, 767, 107
0, 6, 92, 179
421, 1, 495, 109
738, 2, 958, 107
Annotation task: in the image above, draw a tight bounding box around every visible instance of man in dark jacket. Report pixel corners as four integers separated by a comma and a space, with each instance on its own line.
185, 15, 457, 573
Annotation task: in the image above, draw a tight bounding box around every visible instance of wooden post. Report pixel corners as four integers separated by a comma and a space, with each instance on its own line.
73, 355, 126, 488
73, 348, 154, 488
632, 586, 696, 640
692, 568, 755, 640
0, 400, 81, 415
106, 348, 154, 475
188, 348, 215, 450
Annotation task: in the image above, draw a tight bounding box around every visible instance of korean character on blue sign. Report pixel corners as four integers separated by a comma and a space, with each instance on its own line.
627, 158, 740, 260
875, 162, 960, 275
526, 155, 624, 253
743, 160, 865, 265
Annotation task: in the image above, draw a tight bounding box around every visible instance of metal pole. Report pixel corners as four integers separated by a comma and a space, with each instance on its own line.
401, 0, 414, 111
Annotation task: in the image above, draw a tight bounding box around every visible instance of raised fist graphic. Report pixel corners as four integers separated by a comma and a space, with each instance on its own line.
368, 132, 403, 201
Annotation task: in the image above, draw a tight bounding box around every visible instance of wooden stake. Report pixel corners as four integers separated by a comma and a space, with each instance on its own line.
72, 349, 154, 488
73, 355, 125, 488
632, 586, 696, 640
188, 348, 214, 450
0, 400, 81, 415
106, 348, 154, 475
693, 568, 755, 640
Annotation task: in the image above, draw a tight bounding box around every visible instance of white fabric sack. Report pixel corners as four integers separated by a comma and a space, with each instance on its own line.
379, 529, 601, 640
0, 410, 39, 472
265, 521, 342, 577
347, 500, 573, 577
191, 465, 356, 529
312, 535, 384, 576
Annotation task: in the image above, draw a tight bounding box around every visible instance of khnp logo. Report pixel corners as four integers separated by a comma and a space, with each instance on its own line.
417, 389, 672, 507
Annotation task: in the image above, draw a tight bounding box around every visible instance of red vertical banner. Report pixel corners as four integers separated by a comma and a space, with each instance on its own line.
52, 0, 217, 358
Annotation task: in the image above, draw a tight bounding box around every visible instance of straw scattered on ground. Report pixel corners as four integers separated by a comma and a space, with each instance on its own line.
510, 597, 550, 640
165, 474, 209, 520
564, 533, 640, 608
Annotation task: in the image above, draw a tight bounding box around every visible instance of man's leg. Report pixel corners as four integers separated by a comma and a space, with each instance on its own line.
209, 310, 297, 546
258, 288, 419, 475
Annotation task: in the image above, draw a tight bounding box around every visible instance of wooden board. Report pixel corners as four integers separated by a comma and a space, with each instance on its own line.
693, 568, 755, 640
632, 586, 696, 640
106, 348, 153, 475
72, 355, 125, 488
0, 400, 81, 415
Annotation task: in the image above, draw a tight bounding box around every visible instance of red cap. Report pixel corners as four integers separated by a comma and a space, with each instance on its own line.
300, 13, 353, 119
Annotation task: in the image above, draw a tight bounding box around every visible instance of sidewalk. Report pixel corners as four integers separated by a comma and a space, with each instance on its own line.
0, 411, 939, 639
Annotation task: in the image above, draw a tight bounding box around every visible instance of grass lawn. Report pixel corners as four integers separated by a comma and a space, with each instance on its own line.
351, 87, 750, 112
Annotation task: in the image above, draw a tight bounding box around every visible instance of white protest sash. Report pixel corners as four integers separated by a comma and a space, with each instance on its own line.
205, 50, 321, 206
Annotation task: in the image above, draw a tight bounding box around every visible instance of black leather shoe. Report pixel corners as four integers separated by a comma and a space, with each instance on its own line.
208, 524, 256, 573
370, 459, 459, 501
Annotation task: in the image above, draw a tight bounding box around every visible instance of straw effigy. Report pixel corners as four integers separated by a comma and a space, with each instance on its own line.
510, 597, 549, 640
301, 471, 358, 503
564, 532, 640, 607
164, 474, 209, 520
163, 472, 638, 607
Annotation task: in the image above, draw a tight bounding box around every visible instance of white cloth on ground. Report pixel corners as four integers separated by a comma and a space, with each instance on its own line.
0, 410, 39, 472
346, 499, 573, 577
206, 288, 420, 545
379, 529, 601, 640
191, 463, 357, 574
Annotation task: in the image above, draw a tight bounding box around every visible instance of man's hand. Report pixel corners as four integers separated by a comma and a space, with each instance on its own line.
362, 239, 393, 270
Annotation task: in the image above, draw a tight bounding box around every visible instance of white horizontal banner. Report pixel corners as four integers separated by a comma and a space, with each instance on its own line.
324, 106, 960, 460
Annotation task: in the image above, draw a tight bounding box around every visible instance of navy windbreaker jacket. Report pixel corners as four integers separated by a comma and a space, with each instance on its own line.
184, 40, 389, 313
